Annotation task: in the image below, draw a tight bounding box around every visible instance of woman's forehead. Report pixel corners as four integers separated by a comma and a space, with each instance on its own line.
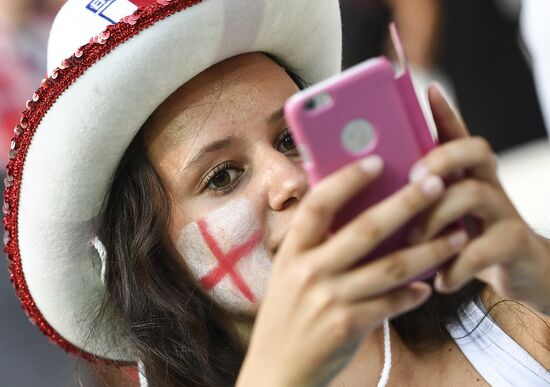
144, 53, 296, 148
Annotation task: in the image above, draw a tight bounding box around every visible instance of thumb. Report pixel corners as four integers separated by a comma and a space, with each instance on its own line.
428, 83, 470, 144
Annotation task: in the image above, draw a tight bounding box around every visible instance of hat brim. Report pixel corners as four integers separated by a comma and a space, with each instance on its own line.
5, 0, 341, 362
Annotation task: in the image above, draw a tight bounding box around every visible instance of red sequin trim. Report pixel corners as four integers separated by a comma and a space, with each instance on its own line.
3, 0, 204, 364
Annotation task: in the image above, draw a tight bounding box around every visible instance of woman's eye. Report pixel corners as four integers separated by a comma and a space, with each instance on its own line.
278, 129, 297, 153
206, 166, 242, 191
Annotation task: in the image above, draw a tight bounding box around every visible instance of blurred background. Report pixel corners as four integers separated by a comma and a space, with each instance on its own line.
1, 0, 549, 385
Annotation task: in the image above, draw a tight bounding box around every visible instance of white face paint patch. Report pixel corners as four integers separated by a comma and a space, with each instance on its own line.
176, 197, 272, 313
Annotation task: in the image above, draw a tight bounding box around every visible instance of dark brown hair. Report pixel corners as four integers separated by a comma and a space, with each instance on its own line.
94, 60, 484, 385
95, 127, 246, 386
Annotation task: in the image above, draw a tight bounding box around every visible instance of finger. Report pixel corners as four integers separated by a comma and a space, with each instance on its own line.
435, 221, 527, 293
318, 174, 445, 272
411, 179, 510, 243
428, 83, 469, 143
409, 136, 497, 186
409, 136, 499, 185
282, 155, 384, 255
347, 282, 432, 333
329, 229, 468, 302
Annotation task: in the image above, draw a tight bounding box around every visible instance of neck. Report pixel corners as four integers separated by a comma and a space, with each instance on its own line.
327, 324, 407, 387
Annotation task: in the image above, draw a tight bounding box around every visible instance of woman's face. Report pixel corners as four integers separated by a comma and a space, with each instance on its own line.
144, 53, 308, 316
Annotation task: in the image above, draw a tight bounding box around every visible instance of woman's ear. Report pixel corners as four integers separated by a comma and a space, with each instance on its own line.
428, 83, 470, 143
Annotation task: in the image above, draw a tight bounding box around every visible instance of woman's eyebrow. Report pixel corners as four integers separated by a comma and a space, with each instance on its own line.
182, 108, 285, 172
267, 107, 285, 125
184, 136, 235, 171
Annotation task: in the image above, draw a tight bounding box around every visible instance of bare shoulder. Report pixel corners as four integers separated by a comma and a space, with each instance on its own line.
482, 287, 550, 369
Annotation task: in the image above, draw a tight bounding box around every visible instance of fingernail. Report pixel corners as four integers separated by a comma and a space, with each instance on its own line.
433, 81, 445, 95
411, 282, 432, 300
434, 275, 447, 292
433, 82, 452, 103
448, 230, 468, 249
435, 82, 454, 104
432, 82, 461, 118
360, 155, 383, 174
409, 162, 430, 182
421, 175, 444, 198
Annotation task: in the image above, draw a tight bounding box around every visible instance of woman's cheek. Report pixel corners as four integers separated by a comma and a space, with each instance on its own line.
175, 197, 273, 313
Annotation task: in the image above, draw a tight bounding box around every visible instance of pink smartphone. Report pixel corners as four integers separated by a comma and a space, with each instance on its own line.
284, 24, 439, 276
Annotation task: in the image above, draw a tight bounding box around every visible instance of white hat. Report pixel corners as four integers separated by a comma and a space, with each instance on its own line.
4, 0, 342, 362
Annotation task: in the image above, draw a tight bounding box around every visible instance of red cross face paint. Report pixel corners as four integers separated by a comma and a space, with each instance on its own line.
176, 197, 272, 313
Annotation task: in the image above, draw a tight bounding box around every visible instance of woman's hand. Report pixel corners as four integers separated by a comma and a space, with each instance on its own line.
237, 153, 468, 387
409, 84, 550, 314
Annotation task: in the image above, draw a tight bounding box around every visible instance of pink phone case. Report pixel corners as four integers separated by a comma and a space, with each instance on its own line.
284, 24, 439, 276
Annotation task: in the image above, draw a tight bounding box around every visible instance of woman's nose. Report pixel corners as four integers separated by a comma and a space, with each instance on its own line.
264, 154, 308, 211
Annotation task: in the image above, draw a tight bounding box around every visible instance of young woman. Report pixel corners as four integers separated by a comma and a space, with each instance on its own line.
6, 0, 550, 386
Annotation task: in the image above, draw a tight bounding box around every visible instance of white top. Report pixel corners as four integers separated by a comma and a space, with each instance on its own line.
447, 299, 550, 386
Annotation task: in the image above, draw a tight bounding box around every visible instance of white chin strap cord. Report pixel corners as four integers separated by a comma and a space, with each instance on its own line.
91, 236, 108, 285
377, 318, 392, 387
91, 237, 149, 387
